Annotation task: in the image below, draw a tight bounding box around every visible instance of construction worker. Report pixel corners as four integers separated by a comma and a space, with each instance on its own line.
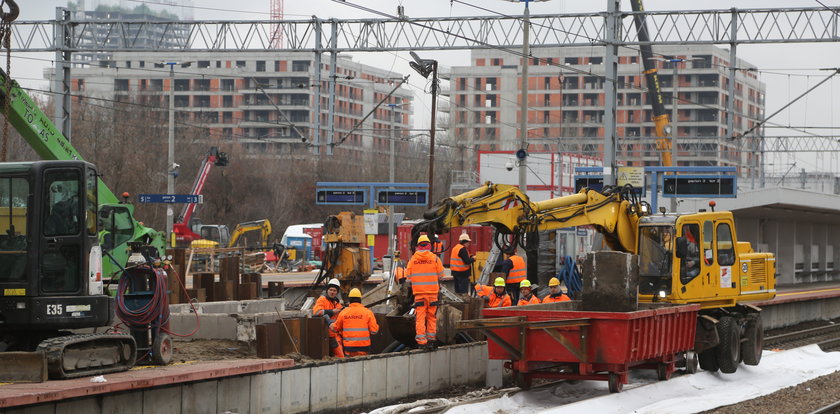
393, 250, 406, 284
517, 280, 540, 306
506, 252, 527, 303
406, 234, 445, 348
542, 277, 571, 303
449, 233, 475, 294
330, 288, 379, 357
313, 278, 345, 358
433, 235, 445, 260
474, 277, 512, 308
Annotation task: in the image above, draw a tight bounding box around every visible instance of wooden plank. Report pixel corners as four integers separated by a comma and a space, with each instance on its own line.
213, 281, 235, 302
238, 282, 258, 300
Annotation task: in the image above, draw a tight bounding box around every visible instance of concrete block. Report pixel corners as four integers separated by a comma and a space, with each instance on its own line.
468, 344, 488, 385
250, 371, 283, 414
280, 366, 311, 414
55, 398, 100, 414
449, 345, 470, 386
385, 354, 410, 401
182, 379, 218, 414
235, 316, 258, 342
337, 359, 364, 409
102, 390, 144, 414
486, 359, 505, 388
242, 298, 286, 313
218, 375, 251, 413
143, 385, 182, 414
5, 405, 55, 414
428, 347, 451, 393
408, 350, 431, 397
361, 357, 387, 406
309, 363, 338, 413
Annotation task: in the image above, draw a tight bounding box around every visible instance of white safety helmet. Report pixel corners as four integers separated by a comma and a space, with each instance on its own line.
327, 278, 341, 289
459, 233, 471, 242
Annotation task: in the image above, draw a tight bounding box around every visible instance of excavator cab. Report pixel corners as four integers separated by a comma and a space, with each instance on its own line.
0, 161, 111, 337
637, 224, 676, 296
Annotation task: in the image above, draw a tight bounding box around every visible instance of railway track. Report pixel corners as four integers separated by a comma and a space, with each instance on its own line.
764, 322, 840, 351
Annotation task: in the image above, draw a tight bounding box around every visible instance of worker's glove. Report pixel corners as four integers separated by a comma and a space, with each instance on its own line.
398, 278, 405, 285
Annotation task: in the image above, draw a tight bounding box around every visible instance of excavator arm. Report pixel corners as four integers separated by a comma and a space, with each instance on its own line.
228, 219, 272, 248
412, 182, 649, 253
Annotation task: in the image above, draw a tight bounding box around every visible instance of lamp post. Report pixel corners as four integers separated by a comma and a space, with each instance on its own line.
409, 52, 438, 208
163, 61, 191, 246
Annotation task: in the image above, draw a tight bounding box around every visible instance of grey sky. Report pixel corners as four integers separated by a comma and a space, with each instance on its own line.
8, 0, 840, 173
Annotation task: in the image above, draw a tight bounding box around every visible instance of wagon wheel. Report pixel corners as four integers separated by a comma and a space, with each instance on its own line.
684, 351, 699, 374
151, 333, 173, 365
715, 316, 741, 374
515, 372, 533, 390
608, 373, 623, 393
741, 314, 763, 366
656, 363, 671, 381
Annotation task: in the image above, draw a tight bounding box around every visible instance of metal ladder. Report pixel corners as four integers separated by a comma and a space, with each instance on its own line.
477, 239, 502, 286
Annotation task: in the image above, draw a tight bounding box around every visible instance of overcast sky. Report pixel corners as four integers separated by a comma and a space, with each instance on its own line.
9, 0, 840, 174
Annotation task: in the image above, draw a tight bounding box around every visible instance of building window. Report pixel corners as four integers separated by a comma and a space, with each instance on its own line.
216, 61, 222, 68
223, 95, 233, 108
114, 79, 129, 91
256, 61, 266, 72
195, 79, 211, 91
485, 77, 497, 91
589, 56, 603, 64
221, 79, 235, 91
222, 112, 233, 123
174, 79, 190, 91
139, 60, 145, 68
150, 79, 163, 91
194, 96, 210, 107
77, 79, 85, 91
174, 96, 189, 107
292, 60, 310, 72
125, 61, 132, 68
459, 78, 466, 91
564, 57, 579, 65
198, 61, 211, 68
236, 60, 246, 68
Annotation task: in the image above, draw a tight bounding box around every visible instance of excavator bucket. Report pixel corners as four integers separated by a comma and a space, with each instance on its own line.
0, 351, 48, 383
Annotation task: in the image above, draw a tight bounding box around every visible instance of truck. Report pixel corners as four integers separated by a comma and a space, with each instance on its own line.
413, 182, 775, 374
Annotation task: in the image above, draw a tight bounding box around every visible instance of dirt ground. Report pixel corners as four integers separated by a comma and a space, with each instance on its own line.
702, 370, 840, 414
172, 339, 256, 362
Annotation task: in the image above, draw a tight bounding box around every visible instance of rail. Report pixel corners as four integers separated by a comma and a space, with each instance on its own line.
764, 323, 840, 351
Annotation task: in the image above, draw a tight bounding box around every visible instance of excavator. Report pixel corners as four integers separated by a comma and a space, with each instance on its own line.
413, 182, 775, 374
0, 0, 170, 381
172, 147, 229, 246
191, 219, 272, 249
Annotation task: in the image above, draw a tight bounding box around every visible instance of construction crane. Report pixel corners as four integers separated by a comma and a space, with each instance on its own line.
172, 147, 228, 246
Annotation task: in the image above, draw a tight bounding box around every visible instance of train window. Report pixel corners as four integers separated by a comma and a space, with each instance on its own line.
717, 223, 736, 266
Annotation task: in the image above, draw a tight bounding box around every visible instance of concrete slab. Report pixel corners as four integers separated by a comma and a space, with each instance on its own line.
142, 385, 182, 414
467, 344, 487, 385
309, 363, 338, 413
102, 390, 143, 414
449, 345, 470, 386
5, 405, 54, 414
182, 379, 218, 414
250, 371, 282, 414
337, 359, 364, 409
361, 357, 387, 406
55, 398, 100, 414
408, 350, 431, 397
486, 359, 505, 388
385, 354, 410, 401
428, 347, 451, 393
280, 367, 311, 414
218, 375, 251, 413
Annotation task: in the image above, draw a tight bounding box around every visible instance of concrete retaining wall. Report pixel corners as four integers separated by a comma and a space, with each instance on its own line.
762, 295, 840, 329
2, 343, 489, 414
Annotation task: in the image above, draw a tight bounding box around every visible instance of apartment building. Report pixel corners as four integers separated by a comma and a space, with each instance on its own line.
443, 45, 766, 176
66, 51, 413, 157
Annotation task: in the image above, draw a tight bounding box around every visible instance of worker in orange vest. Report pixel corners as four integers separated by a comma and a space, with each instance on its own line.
449, 233, 475, 294
313, 278, 345, 358
542, 277, 571, 303
406, 234, 445, 348
330, 288, 380, 357
433, 235, 445, 260
517, 280, 541, 306
474, 277, 512, 308
506, 252, 527, 303
393, 250, 406, 284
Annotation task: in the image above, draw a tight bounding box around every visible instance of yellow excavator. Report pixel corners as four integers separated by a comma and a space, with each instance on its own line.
413, 182, 775, 374
191, 219, 272, 249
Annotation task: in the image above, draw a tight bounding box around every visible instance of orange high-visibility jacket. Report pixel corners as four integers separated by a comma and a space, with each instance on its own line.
507, 255, 527, 284
517, 294, 541, 306
394, 260, 406, 282
474, 284, 494, 297
313, 295, 343, 320
488, 292, 512, 308
449, 244, 470, 272
330, 302, 380, 353
406, 250, 444, 295
542, 293, 571, 303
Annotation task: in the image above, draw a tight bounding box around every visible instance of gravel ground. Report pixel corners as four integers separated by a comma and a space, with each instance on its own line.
172, 339, 256, 362
702, 370, 840, 414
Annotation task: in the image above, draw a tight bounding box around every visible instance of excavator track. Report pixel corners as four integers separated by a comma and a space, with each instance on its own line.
37, 333, 137, 379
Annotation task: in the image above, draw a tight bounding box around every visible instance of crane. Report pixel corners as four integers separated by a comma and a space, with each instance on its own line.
172, 147, 228, 246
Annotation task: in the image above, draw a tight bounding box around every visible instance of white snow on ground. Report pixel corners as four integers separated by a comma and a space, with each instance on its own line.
443, 345, 840, 414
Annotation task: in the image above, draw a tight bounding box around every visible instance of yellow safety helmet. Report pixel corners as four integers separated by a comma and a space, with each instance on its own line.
520, 280, 532, 288
548, 277, 561, 287
348, 288, 362, 298
417, 234, 431, 244
494, 277, 506, 287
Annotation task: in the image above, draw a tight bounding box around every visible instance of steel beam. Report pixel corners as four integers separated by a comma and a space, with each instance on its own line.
9, 7, 840, 53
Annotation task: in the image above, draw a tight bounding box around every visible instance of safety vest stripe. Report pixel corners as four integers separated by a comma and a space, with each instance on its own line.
342, 327, 368, 332
410, 272, 440, 277
412, 281, 439, 285
344, 336, 371, 342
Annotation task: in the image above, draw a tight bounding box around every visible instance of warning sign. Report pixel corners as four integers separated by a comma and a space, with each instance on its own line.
617, 167, 644, 189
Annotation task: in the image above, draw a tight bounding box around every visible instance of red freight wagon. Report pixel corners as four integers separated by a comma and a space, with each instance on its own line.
397, 224, 492, 267
463, 302, 700, 392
